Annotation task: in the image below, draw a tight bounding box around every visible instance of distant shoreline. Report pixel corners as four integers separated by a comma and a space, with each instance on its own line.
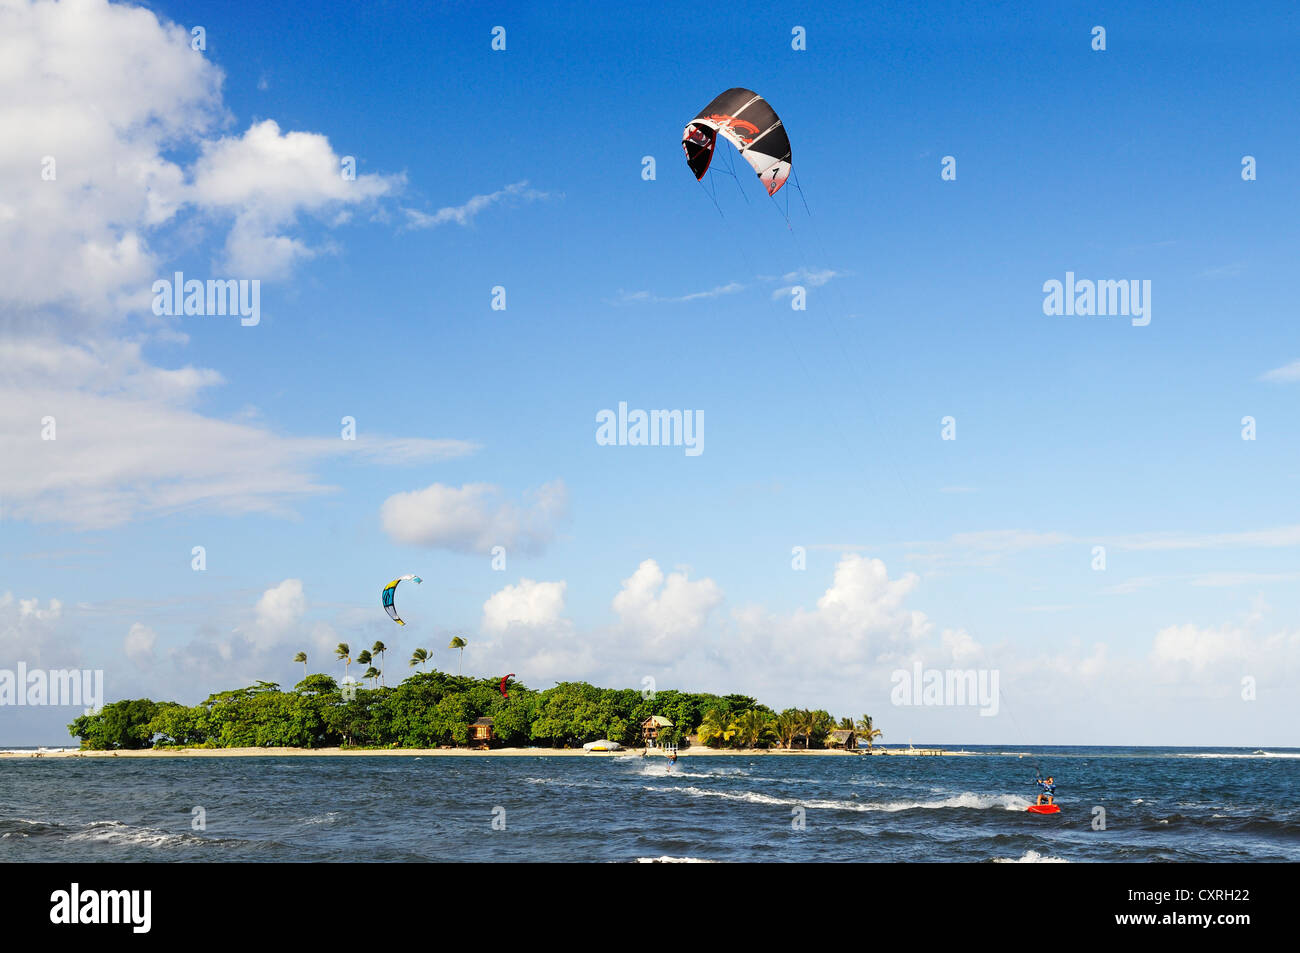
0, 745, 973, 759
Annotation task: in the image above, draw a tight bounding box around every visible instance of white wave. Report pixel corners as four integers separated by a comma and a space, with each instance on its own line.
635, 856, 715, 863
994, 850, 1069, 864
1176, 751, 1300, 759
67, 820, 209, 849
299, 811, 342, 826
656, 786, 1026, 813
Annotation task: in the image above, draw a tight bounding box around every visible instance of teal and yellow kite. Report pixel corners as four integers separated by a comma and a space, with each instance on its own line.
381, 574, 421, 626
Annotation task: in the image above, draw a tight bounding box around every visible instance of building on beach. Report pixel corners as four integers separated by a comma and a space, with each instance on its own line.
468, 717, 495, 749
641, 715, 673, 745
826, 729, 858, 750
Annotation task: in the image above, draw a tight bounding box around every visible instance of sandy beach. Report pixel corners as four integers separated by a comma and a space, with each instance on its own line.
1, 745, 973, 759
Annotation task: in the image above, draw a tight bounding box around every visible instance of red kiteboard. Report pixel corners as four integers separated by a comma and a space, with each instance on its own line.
1026, 804, 1060, 815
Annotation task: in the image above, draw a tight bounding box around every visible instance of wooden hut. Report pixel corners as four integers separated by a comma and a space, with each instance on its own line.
641, 715, 673, 745
827, 729, 858, 750
468, 716, 495, 749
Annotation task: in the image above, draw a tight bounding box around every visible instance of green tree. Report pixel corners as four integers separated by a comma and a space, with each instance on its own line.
293, 651, 307, 679
734, 709, 776, 749
294, 673, 338, 695
409, 648, 431, 669
697, 708, 738, 748
336, 643, 352, 681
773, 710, 801, 749
68, 699, 168, 750
371, 641, 387, 686
802, 709, 835, 749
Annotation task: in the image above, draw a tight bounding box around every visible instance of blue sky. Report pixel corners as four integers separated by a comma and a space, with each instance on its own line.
2, 0, 1298, 745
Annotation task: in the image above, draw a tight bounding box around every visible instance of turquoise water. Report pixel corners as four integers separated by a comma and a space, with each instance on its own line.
1, 746, 1296, 862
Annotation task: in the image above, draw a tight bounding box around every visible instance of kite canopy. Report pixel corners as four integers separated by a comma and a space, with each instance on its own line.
682, 87, 791, 196
381, 574, 421, 626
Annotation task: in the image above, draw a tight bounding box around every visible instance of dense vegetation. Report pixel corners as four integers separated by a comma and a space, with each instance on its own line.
67, 671, 884, 752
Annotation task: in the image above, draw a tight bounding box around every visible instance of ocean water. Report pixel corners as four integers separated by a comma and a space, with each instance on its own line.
1, 746, 1296, 862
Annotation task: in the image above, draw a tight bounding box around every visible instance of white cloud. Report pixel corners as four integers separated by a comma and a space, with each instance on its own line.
0, 0, 399, 323
1117, 525, 1300, 552
1261, 360, 1300, 382
909, 523, 1300, 569
0, 593, 76, 669
380, 480, 567, 554
403, 180, 552, 229
0, 0, 223, 322
610, 282, 745, 305
770, 267, 843, 299
612, 559, 723, 662
124, 622, 157, 666
1146, 619, 1300, 683
0, 339, 477, 529
0, 0, 449, 531
191, 119, 399, 277
814, 554, 922, 638
249, 579, 307, 646
482, 579, 567, 633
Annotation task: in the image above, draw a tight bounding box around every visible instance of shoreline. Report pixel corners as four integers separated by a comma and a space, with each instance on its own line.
0, 746, 973, 759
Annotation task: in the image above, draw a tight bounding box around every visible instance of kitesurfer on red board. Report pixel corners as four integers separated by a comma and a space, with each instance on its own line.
1033, 774, 1056, 805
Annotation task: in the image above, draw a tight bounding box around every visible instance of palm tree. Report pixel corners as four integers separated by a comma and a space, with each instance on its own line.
697, 708, 738, 748
335, 643, 351, 681
371, 641, 387, 686
734, 710, 776, 749
409, 648, 431, 669
293, 651, 307, 679
773, 710, 802, 749
363, 666, 381, 687
356, 650, 372, 670
448, 636, 467, 675
856, 714, 883, 752
839, 716, 855, 730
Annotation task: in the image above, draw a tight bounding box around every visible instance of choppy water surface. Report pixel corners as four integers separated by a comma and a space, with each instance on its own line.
2, 747, 1296, 862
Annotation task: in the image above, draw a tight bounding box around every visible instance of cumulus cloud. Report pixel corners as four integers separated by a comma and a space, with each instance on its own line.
814, 554, 922, 638
0, 0, 455, 530
0, 0, 399, 323
611, 559, 723, 662
482, 579, 567, 633
248, 579, 307, 647
0, 0, 222, 321
191, 119, 398, 277
380, 480, 568, 554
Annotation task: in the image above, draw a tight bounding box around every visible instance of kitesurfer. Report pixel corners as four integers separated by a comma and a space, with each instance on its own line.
1033, 774, 1056, 805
